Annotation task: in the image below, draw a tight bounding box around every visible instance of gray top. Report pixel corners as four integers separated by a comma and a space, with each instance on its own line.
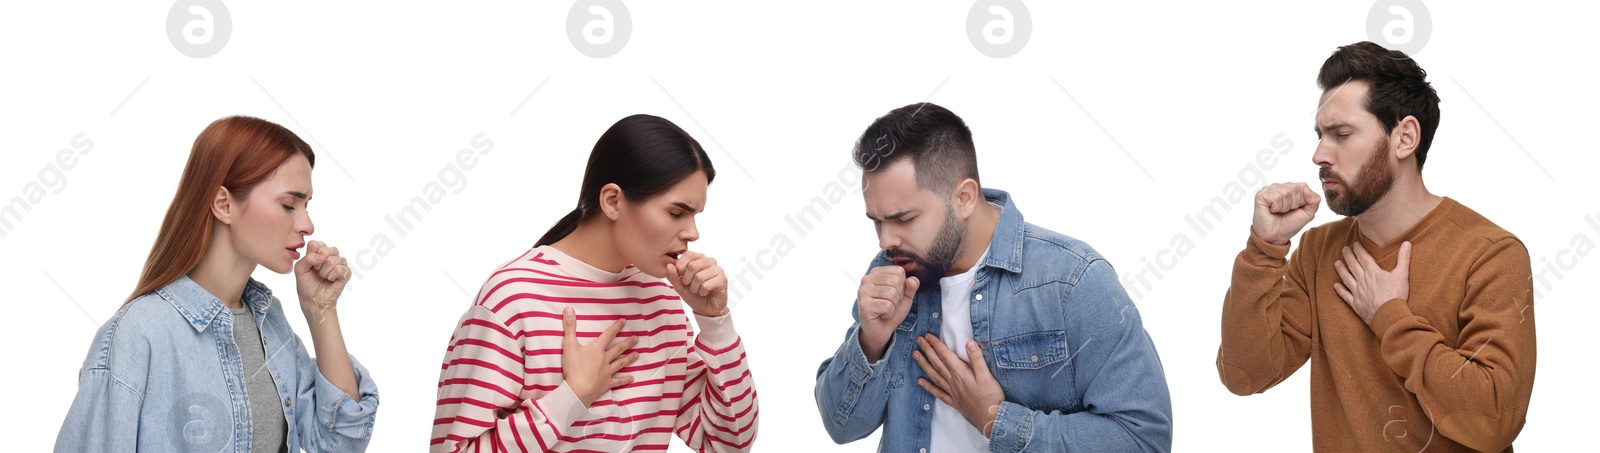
232, 305, 289, 453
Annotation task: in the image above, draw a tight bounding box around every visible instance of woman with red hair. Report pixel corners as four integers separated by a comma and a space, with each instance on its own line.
55, 116, 379, 452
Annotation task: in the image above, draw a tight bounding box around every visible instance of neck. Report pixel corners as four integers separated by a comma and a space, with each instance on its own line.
1355, 172, 1443, 246
549, 219, 629, 273
945, 202, 1001, 277
187, 230, 255, 309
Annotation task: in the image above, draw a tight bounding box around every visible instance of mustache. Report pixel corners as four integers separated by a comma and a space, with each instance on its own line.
885, 248, 921, 262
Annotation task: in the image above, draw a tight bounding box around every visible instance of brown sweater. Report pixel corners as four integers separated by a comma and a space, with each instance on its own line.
1218, 197, 1535, 452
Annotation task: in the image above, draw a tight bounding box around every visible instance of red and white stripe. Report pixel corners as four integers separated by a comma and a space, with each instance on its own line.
431, 246, 758, 452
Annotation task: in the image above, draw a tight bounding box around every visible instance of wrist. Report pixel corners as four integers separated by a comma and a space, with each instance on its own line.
978, 408, 998, 437
692, 306, 728, 318
300, 302, 338, 324
859, 329, 888, 362
569, 385, 597, 408
1252, 228, 1289, 246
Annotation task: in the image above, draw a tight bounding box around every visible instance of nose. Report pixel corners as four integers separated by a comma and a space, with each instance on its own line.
877, 229, 900, 251
1312, 138, 1334, 169
297, 211, 315, 237
681, 219, 700, 243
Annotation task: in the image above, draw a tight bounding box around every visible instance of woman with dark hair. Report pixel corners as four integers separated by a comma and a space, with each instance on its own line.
431, 114, 758, 452
55, 116, 380, 452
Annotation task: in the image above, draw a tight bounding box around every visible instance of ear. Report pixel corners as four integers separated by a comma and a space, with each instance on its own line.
951, 178, 980, 220
209, 186, 235, 225
1392, 115, 1421, 162
598, 183, 623, 221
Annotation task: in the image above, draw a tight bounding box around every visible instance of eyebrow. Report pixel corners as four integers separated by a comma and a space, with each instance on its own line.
671, 202, 702, 213
866, 209, 914, 222
1314, 123, 1352, 134
284, 191, 312, 205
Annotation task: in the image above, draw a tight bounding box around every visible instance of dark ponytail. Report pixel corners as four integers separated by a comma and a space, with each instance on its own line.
535, 208, 586, 249
535, 114, 716, 247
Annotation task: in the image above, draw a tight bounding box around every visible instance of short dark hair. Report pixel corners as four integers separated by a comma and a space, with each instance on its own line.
1317, 41, 1442, 170
852, 103, 980, 192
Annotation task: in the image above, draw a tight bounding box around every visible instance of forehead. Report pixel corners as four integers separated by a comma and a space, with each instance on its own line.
650, 170, 709, 206
263, 153, 313, 194
1316, 79, 1373, 126
863, 159, 937, 211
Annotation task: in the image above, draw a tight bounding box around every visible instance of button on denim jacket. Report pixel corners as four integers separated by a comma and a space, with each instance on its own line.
56, 276, 379, 452
815, 188, 1173, 452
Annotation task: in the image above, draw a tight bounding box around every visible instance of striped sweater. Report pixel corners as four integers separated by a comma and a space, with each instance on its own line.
432, 246, 758, 452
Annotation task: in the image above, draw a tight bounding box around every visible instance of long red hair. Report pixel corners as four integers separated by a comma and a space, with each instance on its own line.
126, 116, 315, 304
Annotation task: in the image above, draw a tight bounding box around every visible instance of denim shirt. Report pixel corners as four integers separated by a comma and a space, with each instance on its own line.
815, 189, 1173, 452
55, 276, 380, 452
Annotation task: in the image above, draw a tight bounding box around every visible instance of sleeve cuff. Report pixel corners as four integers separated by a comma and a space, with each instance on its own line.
988, 401, 1036, 453
316, 354, 379, 439
1367, 297, 1412, 337
540, 382, 592, 430
845, 326, 888, 381
693, 312, 741, 352
1246, 230, 1292, 261
1366, 298, 1428, 379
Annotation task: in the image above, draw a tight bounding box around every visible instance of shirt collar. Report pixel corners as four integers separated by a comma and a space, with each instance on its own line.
978, 188, 1025, 275
157, 275, 275, 332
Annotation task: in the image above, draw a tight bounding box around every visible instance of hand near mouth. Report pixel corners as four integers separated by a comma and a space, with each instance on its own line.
856, 265, 919, 363
292, 240, 361, 400
1252, 182, 1322, 246
294, 240, 351, 322
891, 258, 917, 274
666, 250, 729, 317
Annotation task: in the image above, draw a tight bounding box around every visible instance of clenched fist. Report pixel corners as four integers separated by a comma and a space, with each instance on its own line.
666, 250, 729, 318
857, 265, 919, 363
1253, 183, 1322, 245
295, 240, 350, 322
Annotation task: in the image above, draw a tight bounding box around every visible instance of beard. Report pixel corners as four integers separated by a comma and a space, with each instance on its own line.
885, 203, 966, 284
1322, 138, 1395, 217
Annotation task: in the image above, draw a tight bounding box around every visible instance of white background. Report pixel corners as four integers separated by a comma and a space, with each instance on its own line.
3, 0, 1595, 450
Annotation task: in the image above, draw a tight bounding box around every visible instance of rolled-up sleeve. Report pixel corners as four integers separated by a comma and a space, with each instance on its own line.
814, 258, 898, 444
296, 348, 380, 452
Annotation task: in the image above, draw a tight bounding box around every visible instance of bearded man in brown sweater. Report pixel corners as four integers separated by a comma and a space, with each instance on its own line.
1217, 41, 1535, 452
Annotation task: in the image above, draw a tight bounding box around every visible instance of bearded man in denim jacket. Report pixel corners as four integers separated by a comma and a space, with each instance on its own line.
815, 103, 1172, 453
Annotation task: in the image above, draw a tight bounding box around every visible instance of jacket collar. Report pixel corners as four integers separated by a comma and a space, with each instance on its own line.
978, 188, 1025, 275
157, 275, 274, 332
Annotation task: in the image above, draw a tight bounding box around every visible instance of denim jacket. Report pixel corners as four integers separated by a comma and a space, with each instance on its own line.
815, 188, 1172, 452
55, 276, 379, 452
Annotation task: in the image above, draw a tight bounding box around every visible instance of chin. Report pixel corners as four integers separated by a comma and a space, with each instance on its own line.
263, 259, 293, 274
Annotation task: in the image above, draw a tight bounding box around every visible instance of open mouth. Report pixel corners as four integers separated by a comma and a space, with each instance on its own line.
667, 251, 682, 261
891, 258, 915, 273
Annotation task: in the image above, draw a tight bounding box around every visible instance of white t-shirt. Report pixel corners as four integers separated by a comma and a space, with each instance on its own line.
930, 246, 992, 453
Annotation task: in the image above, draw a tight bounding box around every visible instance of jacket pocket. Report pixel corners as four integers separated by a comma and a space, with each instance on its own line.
991, 330, 1067, 370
